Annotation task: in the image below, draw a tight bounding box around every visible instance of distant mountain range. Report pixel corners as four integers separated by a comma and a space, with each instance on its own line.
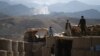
48, 1, 100, 19
49, 1, 100, 13
0, 1, 33, 16
51, 9, 100, 19
69, 9, 100, 19
0, 1, 100, 19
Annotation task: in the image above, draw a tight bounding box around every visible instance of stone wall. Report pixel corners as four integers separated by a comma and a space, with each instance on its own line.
0, 38, 51, 56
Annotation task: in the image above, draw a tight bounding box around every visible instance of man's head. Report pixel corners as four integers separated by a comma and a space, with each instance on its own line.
67, 20, 69, 23
81, 16, 84, 19
49, 26, 52, 29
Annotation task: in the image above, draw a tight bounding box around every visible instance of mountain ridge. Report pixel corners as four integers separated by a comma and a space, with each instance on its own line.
0, 1, 33, 16
49, 9, 100, 19
48, 1, 100, 13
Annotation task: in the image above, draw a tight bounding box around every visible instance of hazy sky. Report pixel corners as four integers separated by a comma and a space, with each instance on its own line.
0, 0, 100, 5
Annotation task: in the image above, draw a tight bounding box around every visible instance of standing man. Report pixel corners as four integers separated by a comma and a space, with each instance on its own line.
78, 16, 87, 35
48, 26, 53, 37
65, 20, 72, 36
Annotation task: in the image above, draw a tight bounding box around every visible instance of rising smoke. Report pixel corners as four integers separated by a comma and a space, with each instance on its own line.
33, 6, 50, 15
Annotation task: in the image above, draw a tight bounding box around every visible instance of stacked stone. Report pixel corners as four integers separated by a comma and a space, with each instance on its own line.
18, 41, 25, 56
0, 38, 12, 51
24, 42, 34, 56
0, 38, 48, 56
12, 41, 19, 56
24, 42, 47, 56
7, 51, 13, 56
0, 50, 7, 56
0, 38, 25, 56
0, 38, 13, 56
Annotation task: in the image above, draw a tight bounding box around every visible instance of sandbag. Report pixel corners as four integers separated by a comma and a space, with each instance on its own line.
0, 38, 12, 51
12, 41, 18, 52
0, 50, 7, 56
24, 42, 32, 52
18, 41, 24, 52
13, 52, 19, 56
19, 52, 25, 56
7, 51, 13, 56
25, 52, 34, 56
